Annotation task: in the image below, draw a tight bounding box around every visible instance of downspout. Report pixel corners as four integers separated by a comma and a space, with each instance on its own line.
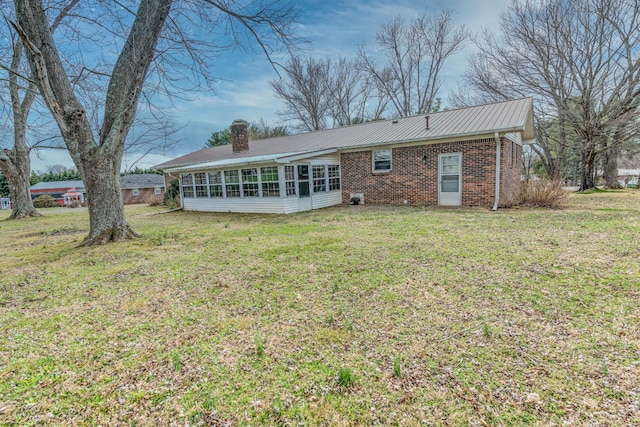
492, 132, 501, 211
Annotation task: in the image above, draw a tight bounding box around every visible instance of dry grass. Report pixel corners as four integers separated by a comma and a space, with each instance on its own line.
0, 190, 639, 426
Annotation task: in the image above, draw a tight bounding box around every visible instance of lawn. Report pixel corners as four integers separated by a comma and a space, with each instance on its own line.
0, 191, 638, 426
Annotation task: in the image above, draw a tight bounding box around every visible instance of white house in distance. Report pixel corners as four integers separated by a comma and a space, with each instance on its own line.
155, 98, 535, 214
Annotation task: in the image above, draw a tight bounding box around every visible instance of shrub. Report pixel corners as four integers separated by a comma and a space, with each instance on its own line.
163, 178, 180, 208
33, 194, 58, 208
145, 194, 164, 206
518, 179, 567, 208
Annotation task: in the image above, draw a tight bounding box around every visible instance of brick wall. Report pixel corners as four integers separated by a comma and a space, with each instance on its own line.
341, 137, 522, 208
122, 188, 164, 205
499, 137, 523, 206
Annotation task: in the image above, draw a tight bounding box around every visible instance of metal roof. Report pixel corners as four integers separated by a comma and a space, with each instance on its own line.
156, 98, 535, 171
119, 174, 165, 189
30, 180, 85, 191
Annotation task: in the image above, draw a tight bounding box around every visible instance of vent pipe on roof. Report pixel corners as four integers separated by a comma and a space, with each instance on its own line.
425, 115, 430, 130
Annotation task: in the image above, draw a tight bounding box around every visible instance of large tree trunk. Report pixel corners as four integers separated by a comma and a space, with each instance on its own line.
14, 0, 172, 245
603, 133, 623, 189
81, 155, 137, 246
0, 151, 40, 219
2, 36, 40, 219
579, 142, 597, 191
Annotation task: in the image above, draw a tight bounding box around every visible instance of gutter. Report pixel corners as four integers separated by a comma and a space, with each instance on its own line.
492, 132, 501, 211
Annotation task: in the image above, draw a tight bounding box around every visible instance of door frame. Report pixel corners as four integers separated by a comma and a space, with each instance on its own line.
438, 153, 462, 206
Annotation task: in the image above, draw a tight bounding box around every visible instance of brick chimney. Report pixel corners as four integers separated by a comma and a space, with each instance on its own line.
230, 119, 249, 153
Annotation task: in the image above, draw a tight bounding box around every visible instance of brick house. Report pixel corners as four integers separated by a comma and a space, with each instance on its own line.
155, 98, 535, 214
30, 180, 86, 206
120, 174, 166, 204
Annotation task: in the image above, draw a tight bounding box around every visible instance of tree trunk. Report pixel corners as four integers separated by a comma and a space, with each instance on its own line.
579, 143, 597, 191
14, 0, 172, 245
0, 152, 40, 219
80, 155, 138, 246
603, 134, 622, 189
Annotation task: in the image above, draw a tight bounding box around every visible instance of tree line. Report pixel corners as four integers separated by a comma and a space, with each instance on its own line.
450, 0, 640, 190
1, 0, 638, 245
0, 166, 160, 198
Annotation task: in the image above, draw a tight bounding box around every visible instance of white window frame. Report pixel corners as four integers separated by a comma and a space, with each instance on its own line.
328, 164, 341, 191
154, 187, 162, 195
372, 149, 392, 172
132, 188, 140, 196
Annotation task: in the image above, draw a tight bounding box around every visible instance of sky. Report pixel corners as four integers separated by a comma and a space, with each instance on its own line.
28, 0, 512, 173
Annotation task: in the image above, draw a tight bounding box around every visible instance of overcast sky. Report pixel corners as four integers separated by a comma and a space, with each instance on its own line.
30, 0, 512, 172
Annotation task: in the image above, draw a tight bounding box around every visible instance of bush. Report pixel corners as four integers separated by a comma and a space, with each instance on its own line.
145, 194, 164, 206
518, 179, 567, 208
32, 194, 58, 208
163, 178, 180, 208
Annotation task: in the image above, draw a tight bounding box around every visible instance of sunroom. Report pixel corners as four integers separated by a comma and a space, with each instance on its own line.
169, 150, 342, 214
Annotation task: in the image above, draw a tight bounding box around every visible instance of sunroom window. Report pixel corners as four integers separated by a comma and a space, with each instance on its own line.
194, 172, 208, 197
242, 168, 259, 197
208, 171, 223, 197
284, 165, 296, 196
261, 167, 280, 197
181, 173, 194, 198
312, 165, 326, 192
224, 170, 240, 197
328, 165, 341, 191
373, 149, 392, 172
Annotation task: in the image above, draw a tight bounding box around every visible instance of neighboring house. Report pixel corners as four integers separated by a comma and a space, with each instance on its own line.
30, 180, 86, 206
618, 169, 640, 187
0, 198, 11, 210
29, 174, 165, 206
120, 174, 166, 204
155, 98, 535, 214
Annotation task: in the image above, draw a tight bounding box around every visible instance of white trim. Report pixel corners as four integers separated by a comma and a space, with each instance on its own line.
438, 152, 462, 206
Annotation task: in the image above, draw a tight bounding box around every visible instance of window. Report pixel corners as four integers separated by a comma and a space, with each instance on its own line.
194, 172, 208, 197
373, 149, 392, 172
242, 168, 259, 197
132, 188, 140, 196
312, 165, 326, 193
208, 171, 223, 197
154, 187, 162, 195
224, 170, 240, 197
328, 165, 341, 191
261, 167, 280, 197
284, 165, 296, 196
181, 173, 194, 198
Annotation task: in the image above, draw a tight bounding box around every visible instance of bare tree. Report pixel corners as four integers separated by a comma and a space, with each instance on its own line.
358, 10, 467, 117
248, 118, 289, 140
13, 0, 299, 245
463, 0, 640, 190
0, 0, 78, 219
326, 58, 366, 127
271, 56, 331, 132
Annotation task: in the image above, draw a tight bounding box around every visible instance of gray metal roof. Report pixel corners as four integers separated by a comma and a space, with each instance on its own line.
30, 180, 85, 191
119, 174, 165, 189
156, 98, 534, 171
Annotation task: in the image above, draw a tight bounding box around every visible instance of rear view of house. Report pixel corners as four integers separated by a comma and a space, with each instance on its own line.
155, 98, 535, 214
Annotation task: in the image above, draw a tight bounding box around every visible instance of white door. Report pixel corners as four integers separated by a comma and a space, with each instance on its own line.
439, 153, 461, 206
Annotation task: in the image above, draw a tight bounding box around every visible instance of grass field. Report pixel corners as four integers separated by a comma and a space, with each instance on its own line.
1, 191, 638, 426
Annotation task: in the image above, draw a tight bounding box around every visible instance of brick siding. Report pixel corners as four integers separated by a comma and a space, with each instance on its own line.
341, 137, 522, 208
122, 188, 164, 205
